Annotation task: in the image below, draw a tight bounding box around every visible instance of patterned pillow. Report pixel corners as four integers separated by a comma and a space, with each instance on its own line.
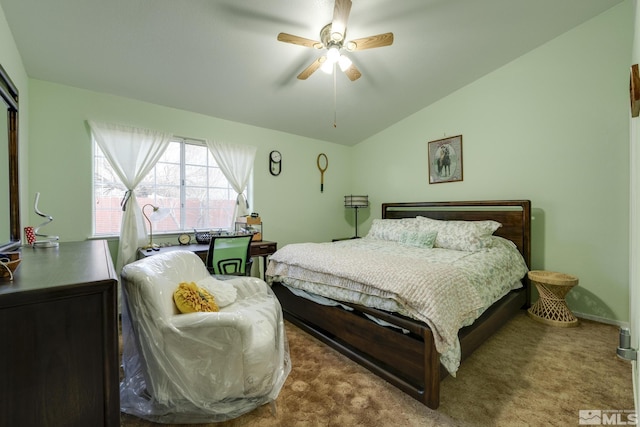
416, 216, 501, 252
398, 230, 438, 248
366, 218, 419, 242
173, 282, 219, 313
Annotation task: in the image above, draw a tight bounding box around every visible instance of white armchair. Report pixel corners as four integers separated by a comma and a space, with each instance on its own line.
119, 250, 290, 424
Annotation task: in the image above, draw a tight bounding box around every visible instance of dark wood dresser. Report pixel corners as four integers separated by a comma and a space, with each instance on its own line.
0, 240, 119, 426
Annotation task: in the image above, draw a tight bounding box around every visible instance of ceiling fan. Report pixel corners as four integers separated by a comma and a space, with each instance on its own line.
277, 0, 394, 82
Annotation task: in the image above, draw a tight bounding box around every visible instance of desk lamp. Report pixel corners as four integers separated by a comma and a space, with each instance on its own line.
142, 204, 170, 251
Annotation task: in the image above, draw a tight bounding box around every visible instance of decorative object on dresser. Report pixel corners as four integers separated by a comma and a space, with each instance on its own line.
31, 192, 59, 248
428, 135, 463, 184
0, 240, 119, 426
344, 195, 369, 238
0, 251, 20, 280
269, 200, 531, 409
24, 226, 36, 245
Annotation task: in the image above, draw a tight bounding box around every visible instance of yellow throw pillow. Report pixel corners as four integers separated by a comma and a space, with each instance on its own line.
173, 281, 219, 313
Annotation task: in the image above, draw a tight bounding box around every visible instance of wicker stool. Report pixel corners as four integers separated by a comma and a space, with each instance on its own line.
527, 270, 579, 327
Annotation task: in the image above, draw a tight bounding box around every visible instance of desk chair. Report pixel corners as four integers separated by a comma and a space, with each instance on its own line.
206, 235, 253, 276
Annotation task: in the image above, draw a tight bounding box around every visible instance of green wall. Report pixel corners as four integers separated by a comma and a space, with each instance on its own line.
1, 1, 635, 323
26, 80, 354, 251
353, 2, 634, 323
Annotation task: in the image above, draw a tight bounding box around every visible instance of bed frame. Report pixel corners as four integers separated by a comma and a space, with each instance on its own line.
271, 200, 531, 409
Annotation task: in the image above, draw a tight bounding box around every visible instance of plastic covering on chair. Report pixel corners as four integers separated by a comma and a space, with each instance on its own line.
119, 250, 291, 424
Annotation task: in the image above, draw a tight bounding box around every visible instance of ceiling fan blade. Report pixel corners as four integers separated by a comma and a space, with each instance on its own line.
346, 32, 394, 51
297, 56, 326, 80
342, 62, 362, 81
277, 33, 322, 49
331, 0, 352, 42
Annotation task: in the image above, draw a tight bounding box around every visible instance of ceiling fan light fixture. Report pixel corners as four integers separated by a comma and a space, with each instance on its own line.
338, 54, 352, 71
276, 0, 392, 83
321, 60, 334, 74
326, 46, 340, 63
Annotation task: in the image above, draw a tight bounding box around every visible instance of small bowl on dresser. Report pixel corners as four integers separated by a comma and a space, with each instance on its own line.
0, 252, 21, 279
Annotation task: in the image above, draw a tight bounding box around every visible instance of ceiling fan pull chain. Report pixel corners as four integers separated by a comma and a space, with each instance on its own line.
333, 63, 337, 128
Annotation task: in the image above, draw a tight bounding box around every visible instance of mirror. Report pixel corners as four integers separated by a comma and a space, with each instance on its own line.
0, 63, 20, 253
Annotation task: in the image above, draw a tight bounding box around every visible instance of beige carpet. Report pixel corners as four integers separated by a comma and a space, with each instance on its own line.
120, 312, 634, 426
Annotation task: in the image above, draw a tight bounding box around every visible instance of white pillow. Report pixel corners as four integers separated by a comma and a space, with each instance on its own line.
196, 276, 238, 308
366, 218, 419, 242
416, 216, 501, 252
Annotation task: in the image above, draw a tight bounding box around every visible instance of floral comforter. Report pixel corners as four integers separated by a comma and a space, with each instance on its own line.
266, 236, 528, 374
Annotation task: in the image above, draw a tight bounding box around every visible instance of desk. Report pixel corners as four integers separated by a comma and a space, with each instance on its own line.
137, 240, 277, 278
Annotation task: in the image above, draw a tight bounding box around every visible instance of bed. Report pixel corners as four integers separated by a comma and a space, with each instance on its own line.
268, 200, 531, 409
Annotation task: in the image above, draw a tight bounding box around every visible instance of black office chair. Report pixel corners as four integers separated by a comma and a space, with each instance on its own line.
205, 234, 253, 276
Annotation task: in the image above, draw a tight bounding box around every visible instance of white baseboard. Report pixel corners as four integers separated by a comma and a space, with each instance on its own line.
574, 311, 629, 329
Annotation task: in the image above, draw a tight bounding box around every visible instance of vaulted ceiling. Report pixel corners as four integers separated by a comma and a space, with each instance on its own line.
0, 0, 623, 145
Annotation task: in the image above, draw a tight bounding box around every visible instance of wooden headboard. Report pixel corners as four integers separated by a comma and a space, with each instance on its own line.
381, 200, 531, 269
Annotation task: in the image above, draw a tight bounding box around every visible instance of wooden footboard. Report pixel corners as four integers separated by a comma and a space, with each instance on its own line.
273, 282, 527, 409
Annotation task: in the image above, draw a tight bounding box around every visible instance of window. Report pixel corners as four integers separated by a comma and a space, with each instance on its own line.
93, 138, 242, 236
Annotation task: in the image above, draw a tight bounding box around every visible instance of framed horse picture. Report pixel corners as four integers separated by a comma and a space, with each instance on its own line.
428, 135, 463, 184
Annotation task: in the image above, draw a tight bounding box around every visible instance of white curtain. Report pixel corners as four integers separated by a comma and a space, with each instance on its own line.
205, 139, 257, 220
89, 120, 172, 273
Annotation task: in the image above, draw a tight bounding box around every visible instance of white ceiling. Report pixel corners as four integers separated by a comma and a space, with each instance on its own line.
0, 0, 623, 146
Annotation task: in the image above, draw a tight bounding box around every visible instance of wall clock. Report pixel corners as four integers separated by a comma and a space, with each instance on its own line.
631, 64, 640, 118
269, 150, 282, 176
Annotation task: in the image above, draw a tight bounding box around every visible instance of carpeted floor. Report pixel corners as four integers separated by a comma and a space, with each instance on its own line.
120, 311, 634, 426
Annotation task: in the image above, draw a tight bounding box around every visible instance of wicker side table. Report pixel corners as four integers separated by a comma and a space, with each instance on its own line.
527, 270, 579, 327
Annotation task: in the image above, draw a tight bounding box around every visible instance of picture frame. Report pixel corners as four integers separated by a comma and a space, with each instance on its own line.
428, 135, 463, 184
